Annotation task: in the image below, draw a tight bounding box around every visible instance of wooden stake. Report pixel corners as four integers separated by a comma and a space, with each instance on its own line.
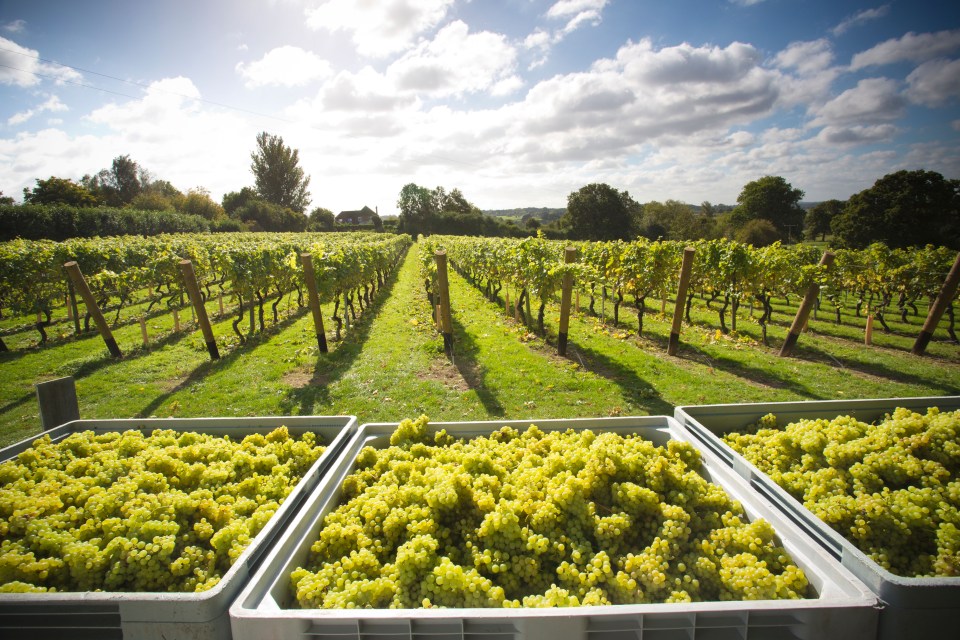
668, 247, 696, 356
558, 247, 577, 356
140, 317, 148, 345
63, 261, 121, 358
68, 280, 81, 335
913, 251, 960, 356
66, 295, 73, 320
173, 308, 181, 333
505, 290, 511, 315
780, 251, 835, 357
300, 253, 329, 353
218, 292, 224, 316
179, 259, 220, 359
434, 250, 454, 356
865, 314, 874, 345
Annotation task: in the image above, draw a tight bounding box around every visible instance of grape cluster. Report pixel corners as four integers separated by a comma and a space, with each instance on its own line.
724, 407, 960, 577
290, 416, 807, 609
0, 426, 325, 593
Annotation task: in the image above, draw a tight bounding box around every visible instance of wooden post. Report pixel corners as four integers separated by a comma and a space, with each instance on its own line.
179, 259, 220, 360
505, 290, 511, 315
525, 290, 533, 329
218, 293, 224, 316
300, 253, 329, 353
67, 280, 81, 335
865, 314, 874, 345
140, 317, 148, 345
173, 308, 181, 333
558, 247, 577, 356
668, 247, 696, 356
434, 250, 454, 356
913, 251, 960, 356
343, 292, 351, 333
65, 295, 73, 320
35, 376, 79, 430
63, 261, 122, 358
780, 251, 835, 357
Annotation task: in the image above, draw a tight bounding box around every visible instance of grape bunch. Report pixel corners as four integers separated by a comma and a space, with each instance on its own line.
290, 416, 808, 609
724, 407, 960, 577
0, 426, 325, 593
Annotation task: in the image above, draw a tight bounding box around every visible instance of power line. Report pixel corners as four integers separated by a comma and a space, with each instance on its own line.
0, 47, 292, 123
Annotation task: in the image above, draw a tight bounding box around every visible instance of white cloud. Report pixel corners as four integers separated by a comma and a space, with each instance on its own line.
305, 0, 454, 58
850, 29, 960, 70
523, 0, 608, 69
236, 46, 333, 88
773, 40, 842, 109
386, 21, 520, 98
3, 19, 26, 33
831, 4, 890, 36
811, 78, 906, 127
816, 124, 898, 145
906, 58, 960, 107
7, 95, 68, 126
0, 37, 82, 87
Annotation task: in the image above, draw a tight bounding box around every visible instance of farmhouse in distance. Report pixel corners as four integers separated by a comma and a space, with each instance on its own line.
336, 206, 377, 225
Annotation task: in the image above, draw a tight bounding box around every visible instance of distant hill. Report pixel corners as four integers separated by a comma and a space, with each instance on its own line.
483, 207, 565, 222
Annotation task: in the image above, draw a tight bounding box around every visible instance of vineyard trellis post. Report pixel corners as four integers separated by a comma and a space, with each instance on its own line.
668, 247, 696, 356
179, 259, 220, 360
779, 251, 834, 357
300, 253, 329, 354
63, 261, 122, 358
912, 251, 960, 356
558, 246, 577, 356
434, 250, 454, 357
67, 280, 81, 336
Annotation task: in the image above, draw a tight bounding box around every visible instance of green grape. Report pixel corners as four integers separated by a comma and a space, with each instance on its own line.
0, 426, 325, 592
291, 416, 808, 608
725, 407, 960, 577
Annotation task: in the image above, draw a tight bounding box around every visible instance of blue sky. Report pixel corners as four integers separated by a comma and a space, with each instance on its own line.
1, 0, 958, 213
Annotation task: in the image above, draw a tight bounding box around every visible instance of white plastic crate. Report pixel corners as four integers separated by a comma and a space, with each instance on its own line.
674, 397, 960, 640
0, 415, 357, 640
230, 416, 878, 640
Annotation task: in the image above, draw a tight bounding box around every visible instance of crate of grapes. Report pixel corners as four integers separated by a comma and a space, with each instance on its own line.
229, 415, 878, 640
674, 396, 960, 640
0, 414, 357, 640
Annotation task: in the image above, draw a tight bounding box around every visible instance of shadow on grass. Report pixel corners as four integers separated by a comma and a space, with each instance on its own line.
279, 257, 406, 415
448, 316, 506, 417
134, 306, 313, 418
790, 342, 960, 394
559, 339, 675, 416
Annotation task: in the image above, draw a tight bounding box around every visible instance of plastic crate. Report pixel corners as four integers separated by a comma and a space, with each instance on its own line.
230, 416, 878, 640
674, 397, 960, 640
0, 415, 357, 640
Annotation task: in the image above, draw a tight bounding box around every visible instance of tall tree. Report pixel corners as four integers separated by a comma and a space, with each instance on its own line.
250, 132, 311, 213
564, 183, 639, 240
804, 199, 844, 241
84, 155, 149, 206
831, 170, 960, 249
23, 177, 100, 207
730, 176, 805, 241
396, 183, 439, 236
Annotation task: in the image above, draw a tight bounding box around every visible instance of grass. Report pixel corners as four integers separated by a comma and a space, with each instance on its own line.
1, 242, 958, 448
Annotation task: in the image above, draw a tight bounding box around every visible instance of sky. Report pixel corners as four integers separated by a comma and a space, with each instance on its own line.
1, 0, 959, 215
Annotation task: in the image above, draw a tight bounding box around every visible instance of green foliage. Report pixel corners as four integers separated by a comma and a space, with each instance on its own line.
250, 132, 311, 213
22, 177, 100, 207
397, 184, 523, 238
735, 219, 780, 247
641, 200, 714, 241
309, 207, 335, 231
831, 170, 960, 249
84, 155, 150, 207
179, 188, 226, 221
804, 200, 844, 241
564, 183, 640, 241
0, 204, 212, 241
731, 176, 805, 241
232, 198, 307, 232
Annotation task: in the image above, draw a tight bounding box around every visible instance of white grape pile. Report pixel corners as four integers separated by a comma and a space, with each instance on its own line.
0, 426, 325, 593
724, 407, 960, 577
291, 416, 808, 608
